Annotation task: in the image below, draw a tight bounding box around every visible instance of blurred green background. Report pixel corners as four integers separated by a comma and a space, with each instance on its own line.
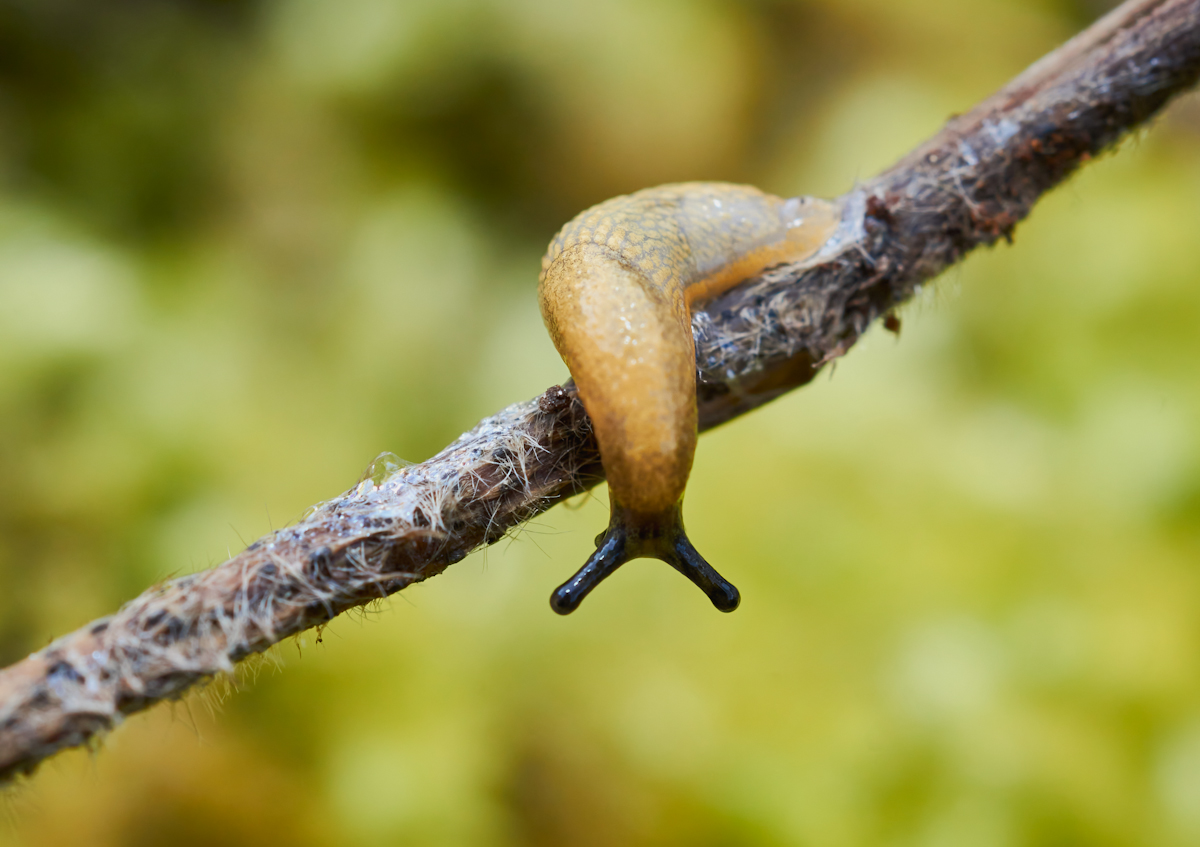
2, 0, 1199, 844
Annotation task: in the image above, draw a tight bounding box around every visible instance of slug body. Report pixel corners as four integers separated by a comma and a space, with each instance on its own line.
539, 182, 840, 614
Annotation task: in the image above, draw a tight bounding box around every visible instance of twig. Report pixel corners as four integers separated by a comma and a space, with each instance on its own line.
2, 0, 1197, 783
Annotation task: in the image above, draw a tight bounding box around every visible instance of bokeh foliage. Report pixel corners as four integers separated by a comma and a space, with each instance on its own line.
2, 0, 1200, 845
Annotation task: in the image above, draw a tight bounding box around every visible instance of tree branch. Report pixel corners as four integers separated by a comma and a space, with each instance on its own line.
2, 0, 1197, 784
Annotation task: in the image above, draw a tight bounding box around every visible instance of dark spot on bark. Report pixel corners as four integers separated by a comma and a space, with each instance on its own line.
309, 547, 334, 576
305, 600, 334, 620
537, 385, 571, 414
47, 661, 84, 685
865, 194, 895, 226
155, 615, 188, 644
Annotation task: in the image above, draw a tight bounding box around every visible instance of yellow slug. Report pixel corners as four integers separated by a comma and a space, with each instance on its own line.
539, 182, 841, 614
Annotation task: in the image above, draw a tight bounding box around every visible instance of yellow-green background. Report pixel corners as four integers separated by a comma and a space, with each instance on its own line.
2, 0, 1199, 844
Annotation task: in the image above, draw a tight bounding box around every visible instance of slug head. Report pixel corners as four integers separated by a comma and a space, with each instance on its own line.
550, 501, 740, 614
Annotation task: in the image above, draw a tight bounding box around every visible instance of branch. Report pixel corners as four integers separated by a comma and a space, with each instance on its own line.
2, 0, 1198, 784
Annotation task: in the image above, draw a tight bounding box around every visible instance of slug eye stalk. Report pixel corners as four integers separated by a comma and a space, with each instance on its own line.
549, 501, 740, 615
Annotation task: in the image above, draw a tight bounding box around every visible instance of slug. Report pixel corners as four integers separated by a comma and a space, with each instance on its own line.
539, 182, 841, 614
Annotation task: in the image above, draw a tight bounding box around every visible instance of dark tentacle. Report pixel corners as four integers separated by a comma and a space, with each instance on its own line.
551, 501, 740, 614
665, 534, 740, 612
551, 529, 628, 614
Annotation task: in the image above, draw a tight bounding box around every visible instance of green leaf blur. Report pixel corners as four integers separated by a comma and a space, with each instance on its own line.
2, 0, 1199, 845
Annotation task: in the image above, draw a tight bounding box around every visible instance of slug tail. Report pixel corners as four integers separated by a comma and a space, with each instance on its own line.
550, 502, 741, 615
